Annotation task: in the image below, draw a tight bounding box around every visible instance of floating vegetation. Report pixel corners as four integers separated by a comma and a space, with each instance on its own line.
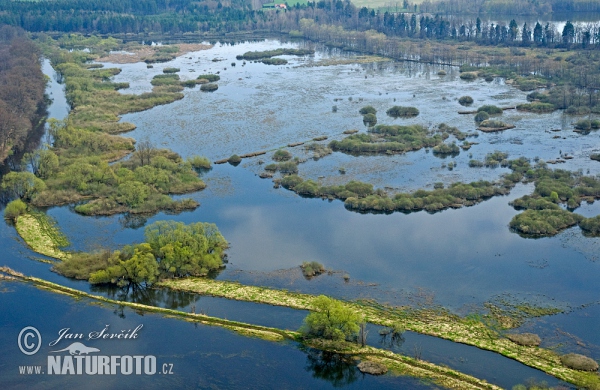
162, 67, 180, 73
510, 209, 583, 236
304, 143, 332, 160
260, 58, 287, 65
272, 149, 292, 162
432, 142, 460, 156
574, 119, 600, 131
150, 73, 180, 86
386, 106, 419, 118
264, 161, 298, 174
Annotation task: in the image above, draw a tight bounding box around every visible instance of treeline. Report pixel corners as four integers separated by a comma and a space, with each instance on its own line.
419, 0, 600, 15
0, 26, 46, 164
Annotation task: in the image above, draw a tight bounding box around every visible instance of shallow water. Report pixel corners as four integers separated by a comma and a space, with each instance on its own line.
1, 39, 600, 387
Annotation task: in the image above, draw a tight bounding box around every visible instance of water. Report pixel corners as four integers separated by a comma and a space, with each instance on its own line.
1, 40, 599, 387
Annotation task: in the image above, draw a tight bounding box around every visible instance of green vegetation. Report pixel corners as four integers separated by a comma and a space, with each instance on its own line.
437, 123, 468, 140
359, 106, 377, 115
200, 83, 218, 92
55, 220, 228, 288
474, 111, 490, 123
236, 48, 314, 61
574, 119, 600, 131
14, 212, 70, 260
478, 119, 514, 131
301, 295, 361, 341
3, 199, 28, 221
362, 113, 377, 126
580, 216, 600, 235
458, 96, 474, 106
510, 209, 583, 235
162, 67, 179, 73
265, 161, 298, 174
459, 72, 478, 80
477, 105, 503, 115
196, 74, 220, 82
592, 154, 600, 162
304, 143, 332, 159
386, 106, 419, 118
516, 102, 556, 113
300, 261, 325, 279
273, 149, 292, 161
260, 58, 287, 65
330, 124, 442, 155
506, 333, 541, 347
560, 354, 599, 372
432, 142, 460, 156
187, 155, 211, 170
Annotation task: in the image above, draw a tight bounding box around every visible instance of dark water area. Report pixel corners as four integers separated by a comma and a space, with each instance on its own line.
1, 39, 600, 387
0, 281, 433, 390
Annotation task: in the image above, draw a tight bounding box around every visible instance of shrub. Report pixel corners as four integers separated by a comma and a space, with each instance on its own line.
187, 156, 211, 170
3, 199, 28, 221
474, 111, 490, 123
362, 113, 377, 126
516, 102, 556, 113
506, 333, 541, 346
273, 149, 292, 161
200, 83, 218, 92
560, 353, 599, 371
228, 154, 242, 165
261, 58, 287, 65
437, 70, 447, 76
432, 142, 460, 155
580, 215, 600, 234
162, 67, 180, 73
300, 261, 325, 278
458, 96, 474, 106
386, 106, 419, 118
479, 119, 510, 129
196, 74, 220, 82
459, 72, 477, 80
359, 106, 377, 115
509, 209, 583, 235
477, 105, 503, 115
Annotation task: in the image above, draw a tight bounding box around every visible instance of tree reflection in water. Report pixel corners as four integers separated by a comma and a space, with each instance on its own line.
303, 348, 359, 387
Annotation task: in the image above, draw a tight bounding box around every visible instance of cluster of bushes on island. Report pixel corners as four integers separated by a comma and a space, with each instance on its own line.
386, 105, 419, 118
300, 261, 325, 279
432, 142, 460, 156
516, 102, 556, 113
329, 124, 442, 155
574, 119, 600, 131
53, 221, 228, 288
458, 96, 474, 106
236, 48, 314, 61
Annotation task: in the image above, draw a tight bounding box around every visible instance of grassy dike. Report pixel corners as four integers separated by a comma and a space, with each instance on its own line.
0, 266, 501, 390
14, 212, 71, 260
159, 278, 600, 389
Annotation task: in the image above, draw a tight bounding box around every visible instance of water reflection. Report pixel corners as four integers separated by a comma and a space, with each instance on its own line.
304, 349, 360, 388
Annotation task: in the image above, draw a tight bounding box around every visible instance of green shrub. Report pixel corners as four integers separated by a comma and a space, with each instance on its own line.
432, 142, 460, 155
300, 261, 325, 278
162, 67, 180, 74
359, 106, 377, 115
479, 119, 511, 129
474, 111, 490, 123
200, 83, 218, 92
516, 102, 555, 113
196, 74, 220, 82
3, 199, 28, 221
261, 58, 287, 65
509, 209, 583, 235
459, 72, 478, 80
560, 353, 599, 371
187, 156, 211, 170
458, 96, 474, 106
300, 295, 360, 341
580, 216, 600, 234
477, 105, 503, 115
273, 149, 292, 161
228, 154, 242, 164
362, 113, 377, 126
506, 333, 541, 346
386, 106, 419, 118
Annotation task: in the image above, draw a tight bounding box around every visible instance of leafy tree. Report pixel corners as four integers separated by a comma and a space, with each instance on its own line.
562, 21, 575, 45
533, 22, 543, 44
508, 19, 518, 41
3, 199, 27, 221
145, 220, 228, 277
1, 171, 46, 200
301, 295, 361, 341
89, 243, 159, 288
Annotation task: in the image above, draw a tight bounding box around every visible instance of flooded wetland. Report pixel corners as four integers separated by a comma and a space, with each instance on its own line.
2, 38, 600, 388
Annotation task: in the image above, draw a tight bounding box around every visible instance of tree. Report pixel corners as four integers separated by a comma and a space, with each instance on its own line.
301, 295, 361, 341
145, 220, 228, 277
508, 19, 518, 41
89, 243, 159, 289
533, 22, 543, 44
562, 21, 575, 45
3, 199, 27, 221
1, 171, 46, 200
521, 23, 531, 45
23, 148, 59, 179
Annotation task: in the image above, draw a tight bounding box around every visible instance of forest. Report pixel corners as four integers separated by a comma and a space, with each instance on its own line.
0, 26, 47, 164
